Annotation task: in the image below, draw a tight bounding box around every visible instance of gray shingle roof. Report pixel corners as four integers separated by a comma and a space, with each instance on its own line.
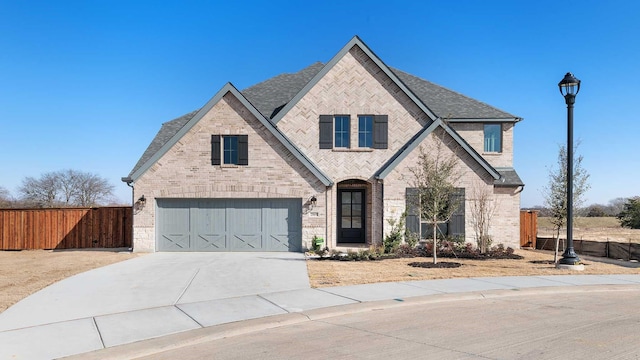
242, 62, 325, 119
128, 111, 198, 178
494, 168, 524, 187
391, 68, 519, 120
127, 58, 522, 178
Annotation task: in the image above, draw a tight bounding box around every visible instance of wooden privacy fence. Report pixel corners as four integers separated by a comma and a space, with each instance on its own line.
0, 207, 132, 250
520, 210, 538, 248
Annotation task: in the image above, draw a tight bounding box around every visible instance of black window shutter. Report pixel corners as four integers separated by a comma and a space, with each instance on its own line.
448, 188, 465, 237
373, 115, 388, 149
211, 135, 221, 165
405, 187, 420, 237
319, 115, 333, 149
238, 135, 248, 165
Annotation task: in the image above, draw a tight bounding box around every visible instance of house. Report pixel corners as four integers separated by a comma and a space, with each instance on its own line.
122, 36, 524, 252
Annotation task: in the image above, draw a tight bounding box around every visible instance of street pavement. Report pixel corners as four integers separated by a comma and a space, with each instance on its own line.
0, 252, 639, 359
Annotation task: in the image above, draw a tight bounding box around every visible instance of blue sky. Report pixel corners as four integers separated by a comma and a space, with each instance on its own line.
1, 0, 639, 207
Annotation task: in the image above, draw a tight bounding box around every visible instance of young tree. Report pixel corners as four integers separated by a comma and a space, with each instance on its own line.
542, 144, 590, 263
469, 180, 498, 253
617, 197, 640, 229
409, 129, 462, 264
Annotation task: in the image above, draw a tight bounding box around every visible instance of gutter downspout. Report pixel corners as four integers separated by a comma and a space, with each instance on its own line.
325, 186, 329, 251
121, 177, 134, 252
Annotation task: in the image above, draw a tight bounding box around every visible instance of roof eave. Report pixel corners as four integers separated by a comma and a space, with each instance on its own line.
376, 118, 501, 181
447, 117, 523, 123
129, 83, 333, 187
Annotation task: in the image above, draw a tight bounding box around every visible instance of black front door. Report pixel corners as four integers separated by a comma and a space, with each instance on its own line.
338, 189, 365, 243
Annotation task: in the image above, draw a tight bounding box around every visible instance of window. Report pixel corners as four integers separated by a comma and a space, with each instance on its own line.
223, 136, 238, 164
319, 114, 387, 149
484, 124, 502, 153
211, 135, 248, 165
334, 116, 350, 148
405, 188, 465, 239
358, 115, 373, 148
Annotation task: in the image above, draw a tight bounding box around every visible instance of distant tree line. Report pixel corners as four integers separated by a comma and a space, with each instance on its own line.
524, 197, 628, 218
0, 169, 116, 208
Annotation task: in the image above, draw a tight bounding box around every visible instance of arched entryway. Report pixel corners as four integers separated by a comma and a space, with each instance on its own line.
336, 179, 371, 244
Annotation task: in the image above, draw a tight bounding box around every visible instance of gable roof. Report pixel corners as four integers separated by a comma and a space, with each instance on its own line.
269, 35, 439, 125
238, 37, 521, 123
375, 118, 502, 181
126, 36, 523, 184
126, 83, 333, 186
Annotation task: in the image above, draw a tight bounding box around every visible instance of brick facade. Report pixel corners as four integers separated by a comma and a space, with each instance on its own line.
129, 39, 522, 252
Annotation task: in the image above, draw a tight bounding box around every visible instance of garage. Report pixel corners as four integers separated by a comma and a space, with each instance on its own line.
156, 198, 302, 252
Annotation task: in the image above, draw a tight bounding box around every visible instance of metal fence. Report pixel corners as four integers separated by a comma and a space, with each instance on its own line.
536, 236, 640, 262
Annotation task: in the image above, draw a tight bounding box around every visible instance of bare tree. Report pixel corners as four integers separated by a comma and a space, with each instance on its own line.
0, 186, 13, 208
543, 144, 590, 263
409, 129, 462, 264
607, 197, 628, 217
57, 169, 80, 205
18, 170, 115, 207
73, 171, 115, 206
19, 172, 61, 207
469, 180, 498, 253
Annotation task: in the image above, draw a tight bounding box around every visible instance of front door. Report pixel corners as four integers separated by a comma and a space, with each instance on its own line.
338, 189, 365, 243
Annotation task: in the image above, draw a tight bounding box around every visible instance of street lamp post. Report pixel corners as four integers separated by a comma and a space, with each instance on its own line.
558, 72, 581, 266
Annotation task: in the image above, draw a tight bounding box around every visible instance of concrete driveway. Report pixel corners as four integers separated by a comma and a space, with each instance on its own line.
0, 252, 312, 358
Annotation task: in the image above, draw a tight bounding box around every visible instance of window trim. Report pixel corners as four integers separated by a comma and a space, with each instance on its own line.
334, 115, 350, 148
358, 115, 373, 148
483, 123, 502, 153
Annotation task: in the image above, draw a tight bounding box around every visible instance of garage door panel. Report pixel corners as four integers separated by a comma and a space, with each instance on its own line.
228, 202, 263, 251
157, 200, 191, 251
192, 202, 227, 251
264, 200, 302, 252
157, 198, 301, 252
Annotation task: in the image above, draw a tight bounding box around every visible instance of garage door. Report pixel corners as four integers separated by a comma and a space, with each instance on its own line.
156, 198, 302, 252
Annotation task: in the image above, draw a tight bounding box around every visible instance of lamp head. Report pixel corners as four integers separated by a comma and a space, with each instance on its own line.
558, 72, 581, 98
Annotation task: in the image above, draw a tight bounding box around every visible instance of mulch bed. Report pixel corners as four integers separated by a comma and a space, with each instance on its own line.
408, 261, 462, 268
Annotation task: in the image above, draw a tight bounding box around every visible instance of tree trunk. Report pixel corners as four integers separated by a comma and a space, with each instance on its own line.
554, 227, 560, 264
432, 221, 438, 264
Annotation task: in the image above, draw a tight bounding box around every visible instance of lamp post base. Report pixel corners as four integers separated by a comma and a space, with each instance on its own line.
556, 263, 585, 271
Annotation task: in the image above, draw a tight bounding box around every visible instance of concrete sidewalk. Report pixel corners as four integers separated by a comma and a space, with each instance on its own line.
0, 252, 639, 359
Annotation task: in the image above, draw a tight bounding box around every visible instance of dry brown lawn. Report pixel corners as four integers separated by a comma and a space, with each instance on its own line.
3, 246, 639, 315
306, 249, 640, 287
537, 216, 640, 243
0, 250, 143, 313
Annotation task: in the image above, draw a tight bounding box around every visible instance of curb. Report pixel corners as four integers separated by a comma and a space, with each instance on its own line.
64, 284, 640, 360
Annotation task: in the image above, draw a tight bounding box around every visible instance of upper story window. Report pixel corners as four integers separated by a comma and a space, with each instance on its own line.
223, 136, 238, 164
483, 124, 502, 153
358, 115, 373, 148
334, 115, 350, 148
319, 115, 387, 150
211, 135, 248, 165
